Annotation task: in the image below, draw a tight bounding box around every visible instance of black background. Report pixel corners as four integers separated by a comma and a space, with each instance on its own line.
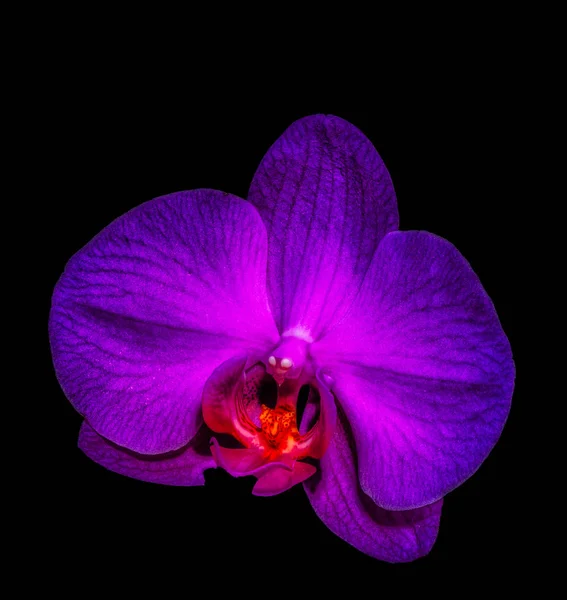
42, 110, 523, 581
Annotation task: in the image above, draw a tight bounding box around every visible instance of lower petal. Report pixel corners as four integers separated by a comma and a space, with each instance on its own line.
78, 421, 215, 486
304, 412, 442, 563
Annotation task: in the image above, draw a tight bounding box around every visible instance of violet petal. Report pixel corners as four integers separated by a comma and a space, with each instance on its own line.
50, 190, 279, 454
311, 231, 514, 509
304, 411, 442, 563
78, 421, 216, 486
248, 114, 398, 340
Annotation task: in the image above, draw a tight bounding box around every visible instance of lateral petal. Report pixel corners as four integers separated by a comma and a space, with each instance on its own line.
311, 231, 514, 509
50, 190, 279, 454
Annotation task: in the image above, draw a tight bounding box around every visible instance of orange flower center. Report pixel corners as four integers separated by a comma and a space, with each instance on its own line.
258, 404, 300, 459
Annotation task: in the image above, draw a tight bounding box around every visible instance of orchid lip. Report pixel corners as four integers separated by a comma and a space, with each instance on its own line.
201, 355, 337, 496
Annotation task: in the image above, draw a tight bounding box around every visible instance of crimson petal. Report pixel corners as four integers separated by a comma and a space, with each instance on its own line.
210, 438, 292, 477
253, 462, 317, 497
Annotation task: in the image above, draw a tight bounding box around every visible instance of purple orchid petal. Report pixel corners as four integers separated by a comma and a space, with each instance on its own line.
50, 190, 279, 455
311, 231, 514, 510
78, 421, 216, 486
248, 114, 398, 340
304, 411, 442, 563
253, 462, 317, 497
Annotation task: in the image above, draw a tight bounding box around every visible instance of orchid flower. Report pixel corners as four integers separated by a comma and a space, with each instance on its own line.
49, 115, 514, 563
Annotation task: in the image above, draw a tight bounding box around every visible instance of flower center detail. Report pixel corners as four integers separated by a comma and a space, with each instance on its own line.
266, 335, 310, 385
259, 404, 299, 457
202, 356, 337, 497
